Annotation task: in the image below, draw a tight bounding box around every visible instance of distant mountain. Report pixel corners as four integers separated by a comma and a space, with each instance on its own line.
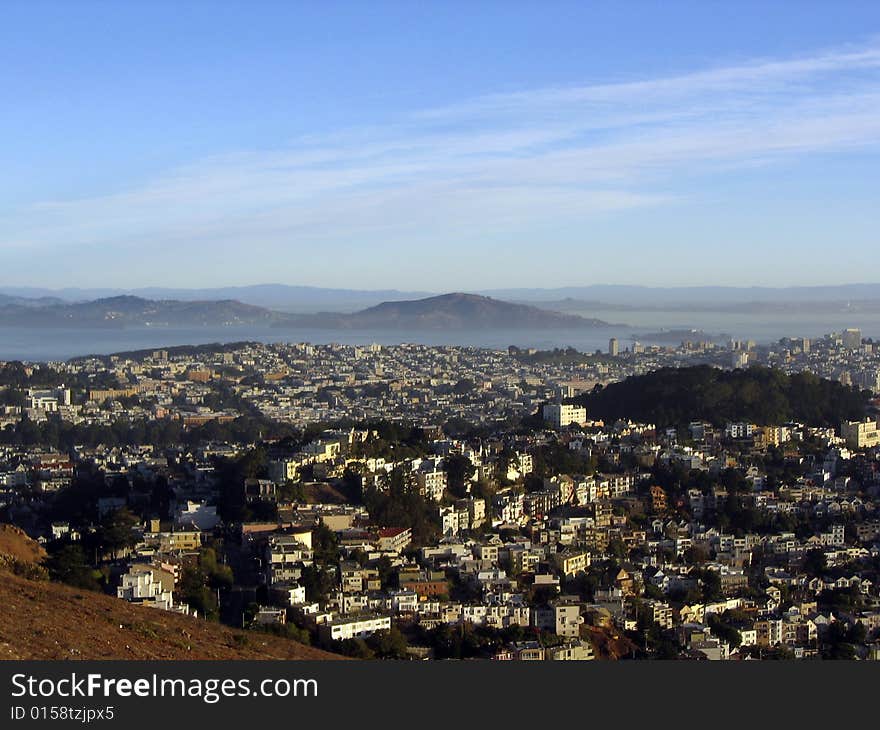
515, 295, 880, 315
0, 292, 613, 331
7, 282, 880, 311
0, 295, 288, 328
0, 293, 65, 308
281, 293, 615, 330
0, 285, 430, 312
482, 283, 880, 306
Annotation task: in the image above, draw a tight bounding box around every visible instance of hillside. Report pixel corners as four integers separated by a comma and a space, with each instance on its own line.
284, 293, 614, 330
0, 295, 290, 328
10, 282, 880, 309
576, 365, 870, 428
0, 285, 431, 312
0, 292, 614, 331
0, 526, 341, 660
0, 523, 47, 564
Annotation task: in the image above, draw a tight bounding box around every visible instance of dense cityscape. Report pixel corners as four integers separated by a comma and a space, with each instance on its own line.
2, 327, 879, 660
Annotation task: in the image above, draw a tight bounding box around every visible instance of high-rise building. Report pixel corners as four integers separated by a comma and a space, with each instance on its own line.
842, 328, 862, 349
608, 338, 619, 356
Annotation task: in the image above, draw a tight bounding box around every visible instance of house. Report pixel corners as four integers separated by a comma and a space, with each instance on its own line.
641, 599, 674, 630
117, 563, 188, 615
253, 606, 287, 626
376, 527, 412, 553
755, 618, 784, 646
318, 613, 392, 642
553, 550, 590, 577
532, 599, 584, 638
270, 583, 307, 606
546, 641, 595, 660
265, 533, 313, 585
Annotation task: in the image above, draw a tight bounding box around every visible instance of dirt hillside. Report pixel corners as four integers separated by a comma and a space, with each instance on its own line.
0, 523, 46, 564
0, 523, 341, 660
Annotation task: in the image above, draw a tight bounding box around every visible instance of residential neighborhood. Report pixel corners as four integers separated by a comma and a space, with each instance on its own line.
2, 331, 880, 660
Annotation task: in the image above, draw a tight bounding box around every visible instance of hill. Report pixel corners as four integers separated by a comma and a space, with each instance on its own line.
0, 526, 341, 660
0, 524, 47, 565
283, 293, 614, 330
10, 282, 880, 310
576, 365, 870, 428
0, 292, 613, 331
0, 295, 290, 329
483, 282, 880, 305
0, 285, 431, 312
0, 293, 64, 308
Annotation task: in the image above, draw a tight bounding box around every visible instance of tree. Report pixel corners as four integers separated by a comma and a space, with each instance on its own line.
44, 543, 102, 591
299, 565, 336, 604
337, 638, 375, 658
452, 379, 475, 395
607, 538, 628, 561
578, 365, 869, 428
707, 614, 742, 648
312, 524, 340, 564
803, 548, 828, 578
683, 545, 709, 565
178, 564, 219, 620
699, 570, 722, 602
375, 556, 396, 590
97, 508, 140, 560
443, 454, 475, 498
363, 467, 440, 546
201, 547, 234, 588
367, 628, 409, 658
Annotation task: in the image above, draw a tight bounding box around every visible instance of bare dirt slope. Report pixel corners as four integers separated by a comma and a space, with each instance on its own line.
0, 523, 46, 564
0, 524, 341, 660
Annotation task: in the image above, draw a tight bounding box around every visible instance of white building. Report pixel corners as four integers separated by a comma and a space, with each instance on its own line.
415, 464, 447, 502
841, 419, 880, 449
318, 613, 392, 642
175, 501, 220, 531
725, 422, 754, 439
27, 386, 71, 412
117, 564, 190, 615
543, 404, 588, 428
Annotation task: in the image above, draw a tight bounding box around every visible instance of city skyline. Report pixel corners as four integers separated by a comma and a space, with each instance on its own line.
2, 2, 880, 290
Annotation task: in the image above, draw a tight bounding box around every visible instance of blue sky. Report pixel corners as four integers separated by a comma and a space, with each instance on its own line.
2, 1, 880, 290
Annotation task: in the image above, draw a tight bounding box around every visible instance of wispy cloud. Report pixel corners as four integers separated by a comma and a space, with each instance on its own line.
4, 40, 880, 262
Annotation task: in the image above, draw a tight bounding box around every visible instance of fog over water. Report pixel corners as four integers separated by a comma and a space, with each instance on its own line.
1, 308, 877, 362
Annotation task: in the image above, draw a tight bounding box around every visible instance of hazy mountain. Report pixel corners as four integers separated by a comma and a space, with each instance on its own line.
511, 295, 880, 315
480, 283, 880, 305
280, 293, 615, 330
0, 295, 287, 328
0, 292, 614, 330
0, 293, 65, 308
0, 285, 430, 312
6, 283, 880, 312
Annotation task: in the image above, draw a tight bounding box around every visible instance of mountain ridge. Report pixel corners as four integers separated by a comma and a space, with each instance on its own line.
281, 292, 614, 330
6, 282, 880, 310
0, 295, 285, 328
0, 292, 615, 330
